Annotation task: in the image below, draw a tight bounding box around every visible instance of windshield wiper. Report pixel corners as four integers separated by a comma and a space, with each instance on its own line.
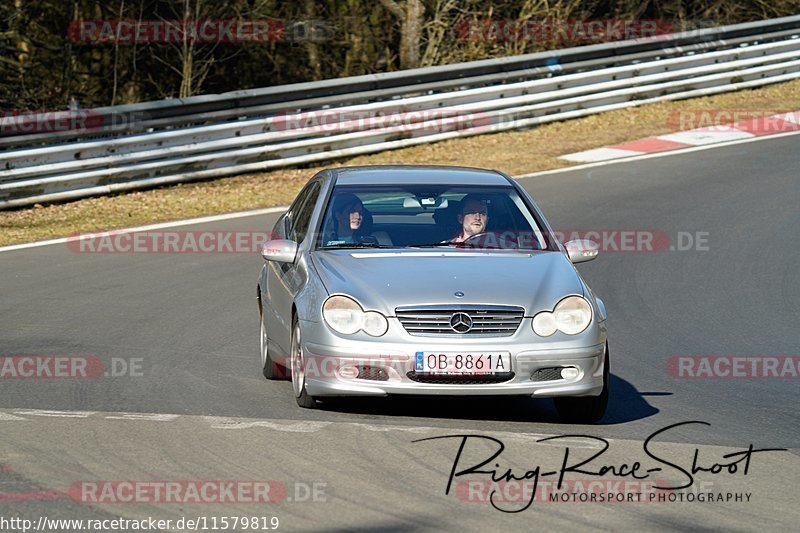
405, 242, 457, 248
321, 242, 394, 249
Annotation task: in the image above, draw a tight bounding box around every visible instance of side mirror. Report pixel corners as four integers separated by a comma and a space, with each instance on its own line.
261, 239, 298, 263
565, 239, 599, 263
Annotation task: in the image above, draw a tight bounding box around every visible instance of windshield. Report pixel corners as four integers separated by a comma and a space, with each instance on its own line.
316, 184, 552, 251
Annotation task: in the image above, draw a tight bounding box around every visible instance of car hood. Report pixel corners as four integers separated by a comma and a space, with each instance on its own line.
310, 250, 584, 315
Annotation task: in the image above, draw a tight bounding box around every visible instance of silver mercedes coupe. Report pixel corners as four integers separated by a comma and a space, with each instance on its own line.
257, 165, 609, 423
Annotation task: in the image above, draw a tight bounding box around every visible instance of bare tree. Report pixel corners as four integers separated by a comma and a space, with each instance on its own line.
379, 0, 424, 69
303, 0, 322, 79
420, 0, 462, 67
148, 0, 220, 98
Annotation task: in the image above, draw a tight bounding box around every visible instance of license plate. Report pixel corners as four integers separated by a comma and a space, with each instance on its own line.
414, 351, 511, 375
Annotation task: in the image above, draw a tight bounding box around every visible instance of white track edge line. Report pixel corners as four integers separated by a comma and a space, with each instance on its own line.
0, 206, 286, 253
516, 128, 800, 179
3, 128, 800, 253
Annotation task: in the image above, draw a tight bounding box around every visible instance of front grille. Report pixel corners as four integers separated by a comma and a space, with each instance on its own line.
395, 305, 524, 337
406, 372, 515, 384
530, 367, 565, 382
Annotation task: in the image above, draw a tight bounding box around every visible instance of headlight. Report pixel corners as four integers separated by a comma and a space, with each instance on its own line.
532, 311, 558, 337
323, 296, 362, 335
532, 296, 592, 336
553, 296, 592, 334
322, 295, 388, 336
363, 311, 389, 336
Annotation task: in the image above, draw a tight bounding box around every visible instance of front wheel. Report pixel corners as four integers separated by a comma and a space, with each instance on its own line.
290, 317, 316, 409
553, 343, 609, 424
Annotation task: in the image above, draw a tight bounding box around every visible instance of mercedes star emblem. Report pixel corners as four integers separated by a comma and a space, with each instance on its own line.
449, 312, 473, 333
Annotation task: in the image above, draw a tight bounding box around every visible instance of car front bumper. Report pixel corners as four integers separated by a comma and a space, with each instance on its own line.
301, 327, 607, 398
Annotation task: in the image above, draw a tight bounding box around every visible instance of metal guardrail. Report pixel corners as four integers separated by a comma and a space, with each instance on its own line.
1, 15, 799, 209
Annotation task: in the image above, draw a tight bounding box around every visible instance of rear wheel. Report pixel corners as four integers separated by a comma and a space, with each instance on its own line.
290, 317, 316, 409
260, 313, 286, 380
554, 343, 609, 424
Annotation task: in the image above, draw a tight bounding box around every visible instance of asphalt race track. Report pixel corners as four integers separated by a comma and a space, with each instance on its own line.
1, 136, 799, 531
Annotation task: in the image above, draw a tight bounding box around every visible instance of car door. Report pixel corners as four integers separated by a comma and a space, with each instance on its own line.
264, 180, 322, 355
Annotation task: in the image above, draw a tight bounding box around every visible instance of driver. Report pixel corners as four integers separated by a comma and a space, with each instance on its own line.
451, 194, 489, 243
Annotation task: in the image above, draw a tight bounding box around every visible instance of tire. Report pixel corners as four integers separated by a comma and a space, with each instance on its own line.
553, 343, 609, 424
260, 312, 287, 380
290, 317, 316, 409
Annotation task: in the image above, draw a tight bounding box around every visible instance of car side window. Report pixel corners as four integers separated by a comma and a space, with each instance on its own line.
289, 181, 322, 243
271, 214, 287, 239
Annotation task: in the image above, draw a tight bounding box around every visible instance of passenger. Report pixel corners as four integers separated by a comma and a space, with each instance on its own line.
324, 193, 369, 245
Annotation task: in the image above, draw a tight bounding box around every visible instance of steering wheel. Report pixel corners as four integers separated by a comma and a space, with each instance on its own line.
356, 234, 379, 245
461, 231, 519, 249
462, 232, 491, 246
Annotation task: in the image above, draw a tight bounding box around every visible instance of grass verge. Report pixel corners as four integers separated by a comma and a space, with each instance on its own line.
2, 79, 800, 247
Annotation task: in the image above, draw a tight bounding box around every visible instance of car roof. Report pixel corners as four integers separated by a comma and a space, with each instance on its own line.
331, 165, 512, 186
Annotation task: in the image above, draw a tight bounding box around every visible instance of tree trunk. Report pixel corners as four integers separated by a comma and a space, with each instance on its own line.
179, 0, 195, 98
304, 0, 322, 79
380, 0, 425, 69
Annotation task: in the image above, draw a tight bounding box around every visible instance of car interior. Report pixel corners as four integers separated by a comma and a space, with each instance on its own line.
320, 188, 546, 249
